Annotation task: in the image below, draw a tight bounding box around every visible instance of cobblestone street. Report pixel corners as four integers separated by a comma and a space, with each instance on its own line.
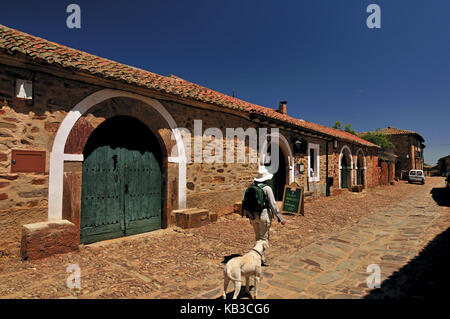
1, 177, 449, 299
242, 179, 450, 299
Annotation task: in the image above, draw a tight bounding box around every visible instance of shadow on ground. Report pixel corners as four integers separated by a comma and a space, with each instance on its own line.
364, 225, 450, 299
430, 187, 450, 207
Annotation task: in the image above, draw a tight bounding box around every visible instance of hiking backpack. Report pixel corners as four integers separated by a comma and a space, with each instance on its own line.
242, 183, 267, 217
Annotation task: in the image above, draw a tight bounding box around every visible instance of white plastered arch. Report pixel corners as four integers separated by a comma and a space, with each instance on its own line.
338, 145, 353, 188
48, 89, 187, 221
356, 148, 367, 187
259, 131, 294, 184
355, 148, 367, 169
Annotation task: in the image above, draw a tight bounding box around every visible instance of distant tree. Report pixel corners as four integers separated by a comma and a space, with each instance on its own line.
333, 122, 393, 149
332, 121, 357, 136
344, 123, 357, 135
332, 121, 343, 130
359, 129, 394, 149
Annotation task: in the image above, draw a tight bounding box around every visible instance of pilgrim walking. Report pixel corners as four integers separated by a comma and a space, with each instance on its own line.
242, 166, 286, 266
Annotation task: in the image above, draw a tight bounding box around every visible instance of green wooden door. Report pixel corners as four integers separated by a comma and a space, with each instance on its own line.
80, 145, 124, 244
357, 169, 362, 185
387, 163, 391, 183
81, 144, 161, 244
123, 148, 161, 236
341, 168, 349, 189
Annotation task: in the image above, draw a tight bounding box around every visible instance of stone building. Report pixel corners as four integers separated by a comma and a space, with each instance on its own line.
438, 155, 450, 176
378, 155, 396, 185
0, 25, 380, 254
364, 127, 425, 179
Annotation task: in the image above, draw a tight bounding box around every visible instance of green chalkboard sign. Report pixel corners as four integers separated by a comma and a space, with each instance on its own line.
281, 183, 304, 215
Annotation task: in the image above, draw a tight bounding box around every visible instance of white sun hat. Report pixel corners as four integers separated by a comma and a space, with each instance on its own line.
254, 166, 273, 183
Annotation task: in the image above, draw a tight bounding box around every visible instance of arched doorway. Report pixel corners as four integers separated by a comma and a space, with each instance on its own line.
265, 144, 288, 201
80, 116, 162, 244
48, 89, 187, 222
340, 147, 352, 189
356, 151, 365, 187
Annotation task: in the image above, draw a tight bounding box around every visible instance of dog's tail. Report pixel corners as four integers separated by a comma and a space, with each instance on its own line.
225, 267, 244, 282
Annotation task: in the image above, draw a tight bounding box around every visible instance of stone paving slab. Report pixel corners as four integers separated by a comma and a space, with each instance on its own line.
202, 179, 450, 299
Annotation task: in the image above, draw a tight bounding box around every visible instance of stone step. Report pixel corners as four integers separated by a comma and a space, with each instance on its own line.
20, 220, 79, 260
171, 208, 215, 229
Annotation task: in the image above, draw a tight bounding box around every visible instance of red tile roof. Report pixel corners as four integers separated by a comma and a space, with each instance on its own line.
362, 127, 424, 142
0, 24, 378, 148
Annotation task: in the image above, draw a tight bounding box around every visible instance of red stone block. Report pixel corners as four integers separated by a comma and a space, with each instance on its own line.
0, 174, 18, 180
20, 220, 79, 260
171, 208, 210, 229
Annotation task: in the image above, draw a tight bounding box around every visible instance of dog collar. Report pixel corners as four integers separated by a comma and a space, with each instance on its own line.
251, 248, 263, 259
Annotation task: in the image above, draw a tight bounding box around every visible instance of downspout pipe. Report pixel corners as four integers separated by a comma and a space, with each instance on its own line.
326, 141, 330, 196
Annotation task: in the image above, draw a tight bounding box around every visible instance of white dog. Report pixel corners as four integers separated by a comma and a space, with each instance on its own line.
222, 240, 269, 299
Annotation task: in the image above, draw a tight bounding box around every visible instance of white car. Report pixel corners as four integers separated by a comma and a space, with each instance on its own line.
408, 169, 425, 185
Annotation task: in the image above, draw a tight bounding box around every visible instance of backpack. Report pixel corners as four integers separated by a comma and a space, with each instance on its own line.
242, 183, 267, 217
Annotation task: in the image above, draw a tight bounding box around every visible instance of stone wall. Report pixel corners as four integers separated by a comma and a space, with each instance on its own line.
0, 64, 99, 214
161, 100, 261, 214
0, 59, 382, 233
388, 134, 424, 177
0, 62, 263, 219
329, 141, 378, 191
366, 153, 380, 188
379, 161, 395, 185
438, 156, 450, 176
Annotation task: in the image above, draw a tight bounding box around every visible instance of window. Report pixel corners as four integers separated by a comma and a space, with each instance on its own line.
308, 143, 320, 182
15, 79, 33, 100
310, 148, 315, 174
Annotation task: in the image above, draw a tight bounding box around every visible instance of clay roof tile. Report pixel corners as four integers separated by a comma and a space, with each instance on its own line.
0, 24, 378, 148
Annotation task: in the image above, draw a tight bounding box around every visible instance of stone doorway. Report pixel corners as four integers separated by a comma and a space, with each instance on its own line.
265, 144, 288, 201
356, 152, 365, 188
80, 115, 163, 244
340, 147, 352, 189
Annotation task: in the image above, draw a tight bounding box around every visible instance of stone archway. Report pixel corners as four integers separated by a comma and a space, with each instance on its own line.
259, 131, 294, 200
356, 148, 366, 188
339, 145, 353, 189
78, 115, 163, 244
48, 89, 187, 224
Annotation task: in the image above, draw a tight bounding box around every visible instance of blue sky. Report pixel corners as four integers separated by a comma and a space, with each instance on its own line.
2, 0, 449, 165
